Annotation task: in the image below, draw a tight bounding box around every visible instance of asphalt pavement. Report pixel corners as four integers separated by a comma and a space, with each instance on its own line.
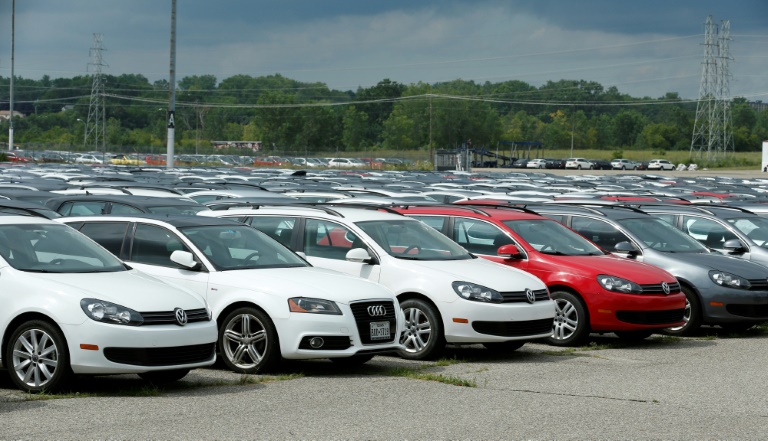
1, 329, 766, 440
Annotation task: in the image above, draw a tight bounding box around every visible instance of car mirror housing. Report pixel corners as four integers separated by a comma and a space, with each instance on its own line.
497, 244, 522, 259
346, 247, 374, 264
723, 239, 746, 253
170, 250, 201, 270
613, 241, 639, 255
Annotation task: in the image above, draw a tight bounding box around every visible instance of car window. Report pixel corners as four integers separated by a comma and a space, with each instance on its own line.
617, 218, 707, 253
453, 218, 510, 255
682, 216, 736, 250
245, 216, 297, 247
78, 222, 129, 257
130, 224, 192, 267
654, 214, 676, 225
503, 219, 603, 256
304, 219, 366, 260
109, 203, 143, 215
356, 219, 472, 261
570, 216, 631, 252
727, 217, 768, 248
59, 201, 108, 217
409, 215, 447, 232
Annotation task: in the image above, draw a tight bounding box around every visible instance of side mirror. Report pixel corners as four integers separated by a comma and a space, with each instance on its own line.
296, 251, 307, 259
497, 244, 522, 259
346, 247, 373, 264
723, 239, 746, 253
170, 250, 201, 270
613, 241, 639, 256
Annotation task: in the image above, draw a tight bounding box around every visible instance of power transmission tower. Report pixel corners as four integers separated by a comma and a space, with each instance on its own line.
84, 34, 107, 154
717, 20, 734, 157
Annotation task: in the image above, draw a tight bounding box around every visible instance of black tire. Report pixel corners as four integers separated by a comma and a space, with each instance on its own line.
398, 298, 445, 360
614, 330, 654, 341
139, 368, 190, 384
621, 166, 626, 170
219, 307, 280, 374
663, 286, 702, 336
5, 320, 72, 393
577, 165, 582, 170
718, 322, 757, 332
589, 165, 594, 170
330, 354, 375, 366
547, 291, 590, 347
483, 341, 525, 352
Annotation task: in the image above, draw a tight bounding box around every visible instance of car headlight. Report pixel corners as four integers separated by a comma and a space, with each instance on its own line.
452, 281, 503, 303
709, 271, 751, 290
80, 298, 144, 326
597, 275, 643, 294
288, 297, 342, 315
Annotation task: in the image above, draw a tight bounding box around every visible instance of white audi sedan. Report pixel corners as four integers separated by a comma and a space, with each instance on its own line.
0, 215, 217, 393
60, 214, 405, 374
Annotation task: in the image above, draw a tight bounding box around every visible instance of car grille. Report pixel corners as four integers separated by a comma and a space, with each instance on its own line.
725, 304, 768, 318
615, 309, 685, 325
298, 336, 352, 350
639, 282, 681, 295
472, 318, 553, 337
499, 289, 550, 303
139, 308, 209, 325
103, 343, 215, 366
747, 279, 768, 291
350, 301, 397, 345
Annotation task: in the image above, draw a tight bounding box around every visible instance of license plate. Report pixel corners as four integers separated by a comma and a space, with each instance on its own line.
370, 321, 390, 340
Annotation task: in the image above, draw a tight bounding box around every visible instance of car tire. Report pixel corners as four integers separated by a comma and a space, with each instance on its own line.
482, 341, 525, 352
139, 369, 190, 384
6, 320, 72, 393
219, 307, 280, 374
547, 291, 590, 347
718, 322, 757, 333
330, 354, 375, 366
633, 166, 638, 170
621, 166, 626, 170
614, 330, 654, 341
577, 165, 582, 170
663, 286, 702, 336
398, 298, 445, 360
589, 165, 594, 170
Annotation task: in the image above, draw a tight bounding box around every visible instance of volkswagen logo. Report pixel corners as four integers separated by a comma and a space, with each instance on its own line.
367, 305, 387, 317
661, 282, 670, 295
525, 289, 536, 304
174, 307, 188, 326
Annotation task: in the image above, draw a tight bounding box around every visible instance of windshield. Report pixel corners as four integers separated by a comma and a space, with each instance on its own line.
617, 218, 708, 253
727, 217, 768, 248
146, 204, 211, 215
356, 220, 472, 261
0, 223, 126, 273
181, 225, 309, 270
502, 219, 606, 256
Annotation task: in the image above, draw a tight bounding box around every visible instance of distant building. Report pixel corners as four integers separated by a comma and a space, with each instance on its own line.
750, 101, 768, 113
0, 110, 24, 120
212, 141, 262, 151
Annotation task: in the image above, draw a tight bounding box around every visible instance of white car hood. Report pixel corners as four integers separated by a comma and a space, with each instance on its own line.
395, 258, 546, 292
209, 267, 395, 304
31, 269, 205, 311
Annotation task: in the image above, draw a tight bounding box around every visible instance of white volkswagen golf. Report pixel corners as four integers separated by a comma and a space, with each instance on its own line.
60, 214, 405, 373
201, 205, 556, 360
0, 215, 217, 393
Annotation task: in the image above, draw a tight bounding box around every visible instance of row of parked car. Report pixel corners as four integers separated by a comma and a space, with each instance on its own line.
513, 157, 677, 171
0, 163, 766, 393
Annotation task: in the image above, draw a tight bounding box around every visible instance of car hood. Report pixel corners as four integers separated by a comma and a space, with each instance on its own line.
28, 269, 206, 311
542, 254, 675, 283
209, 267, 395, 304
650, 252, 768, 279
396, 257, 547, 291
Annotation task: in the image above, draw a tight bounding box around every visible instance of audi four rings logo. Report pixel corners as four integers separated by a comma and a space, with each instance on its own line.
525, 289, 536, 304
661, 282, 670, 295
174, 307, 188, 326
367, 305, 387, 317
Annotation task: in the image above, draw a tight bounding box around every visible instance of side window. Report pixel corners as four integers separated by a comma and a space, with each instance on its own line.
543, 214, 564, 224
304, 219, 365, 260
130, 224, 191, 267
109, 203, 143, 215
62, 201, 108, 217
452, 218, 510, 255
570, 217, 631, 252
654, 214, 676, 225
246, 216, 296, 247
78, 222, 129, 257
683, 216, 735, 250
410, 215, 447, 233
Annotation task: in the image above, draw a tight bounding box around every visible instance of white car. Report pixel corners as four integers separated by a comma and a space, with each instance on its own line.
610, 159, 640, 170
201, 205, 556, 360
564, 158, 593, 170
0, 216, 217, 392
526, 159, 547, 169
60, 214, 404, 373
74, 154, 104, 164
327, 158, 367, 168
647, 159, 675, 171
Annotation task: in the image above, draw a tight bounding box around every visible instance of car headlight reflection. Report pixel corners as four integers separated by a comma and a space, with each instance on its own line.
709, 271, 751, 290
452, 281, 503, 303
597, 275, 643, 294
80, 298, 144, 326
288, 297, 342, 315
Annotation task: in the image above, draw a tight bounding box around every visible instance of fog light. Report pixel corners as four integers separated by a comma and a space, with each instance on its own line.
309, 337, 324, 349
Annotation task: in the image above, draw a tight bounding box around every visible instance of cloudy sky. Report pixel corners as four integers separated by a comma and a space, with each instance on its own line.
0, 0, 766, 100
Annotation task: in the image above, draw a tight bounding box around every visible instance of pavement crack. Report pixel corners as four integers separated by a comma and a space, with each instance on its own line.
500, 388, 653, 403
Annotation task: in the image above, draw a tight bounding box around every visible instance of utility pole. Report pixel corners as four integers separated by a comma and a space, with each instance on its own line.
166, 0, 177, 169
8, 0, 15, 151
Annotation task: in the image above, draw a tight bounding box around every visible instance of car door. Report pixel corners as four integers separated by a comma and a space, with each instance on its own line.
682, 215, 751, 260
300, 218, 381, 281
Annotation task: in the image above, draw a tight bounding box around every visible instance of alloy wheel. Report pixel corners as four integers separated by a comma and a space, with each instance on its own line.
12, 328, 60, 390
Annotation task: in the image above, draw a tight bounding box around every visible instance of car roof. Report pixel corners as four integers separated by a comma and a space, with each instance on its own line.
45, 194, 203, 208
200, 203, 409, 223
524, 203, 652, 220
393, 204, 545, 221
60, 213, 245, 228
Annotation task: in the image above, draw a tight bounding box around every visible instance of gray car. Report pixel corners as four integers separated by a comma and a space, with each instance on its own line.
528, 204, 768, 335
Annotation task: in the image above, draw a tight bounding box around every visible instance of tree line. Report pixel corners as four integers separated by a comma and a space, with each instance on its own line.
0, 73, 766, 158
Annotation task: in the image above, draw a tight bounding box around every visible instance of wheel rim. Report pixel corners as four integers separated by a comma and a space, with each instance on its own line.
666, 298, 691, 331
551, 298, 579, 341
400, 307, 432, 353
222, 313, 268, 370
12, 328, 60, 389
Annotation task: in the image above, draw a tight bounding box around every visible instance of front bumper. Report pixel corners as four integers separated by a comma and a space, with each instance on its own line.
440, 298, 556, 343
585, 290, 687, 332
698, 286, 768, 324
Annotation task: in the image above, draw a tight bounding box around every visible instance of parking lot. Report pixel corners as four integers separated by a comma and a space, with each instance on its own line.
2, 327, 767, 439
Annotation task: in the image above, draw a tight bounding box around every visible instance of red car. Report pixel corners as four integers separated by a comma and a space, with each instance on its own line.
391, 204, 686, 346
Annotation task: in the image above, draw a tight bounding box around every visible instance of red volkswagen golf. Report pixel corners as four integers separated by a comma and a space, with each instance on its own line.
392, 204, 686, 346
